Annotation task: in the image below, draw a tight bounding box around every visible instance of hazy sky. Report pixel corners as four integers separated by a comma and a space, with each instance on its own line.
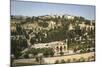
11, 1, 95, 20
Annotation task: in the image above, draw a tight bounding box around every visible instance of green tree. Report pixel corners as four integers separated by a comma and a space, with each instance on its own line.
11, 38, 28, 59
31, 48, 38, 56
30, 37, 36, 45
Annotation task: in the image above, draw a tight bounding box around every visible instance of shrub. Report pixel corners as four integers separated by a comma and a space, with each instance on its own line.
60, 52, 64, 56
55, 60, 59, 64
66, 59, 71, 63
78, 57, 85, 62
73, 58, 77, 62
24, 54, 29, 58
61, 59, 66, 63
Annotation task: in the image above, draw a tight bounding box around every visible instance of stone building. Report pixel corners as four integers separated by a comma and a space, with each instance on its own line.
31, 39, 68, 55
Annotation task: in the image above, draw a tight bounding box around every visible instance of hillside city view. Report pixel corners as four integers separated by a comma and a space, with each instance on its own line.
11, 1, 95, 67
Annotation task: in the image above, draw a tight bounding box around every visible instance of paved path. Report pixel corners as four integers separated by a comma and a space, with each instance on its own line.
14, 52, 95, 65
44, 52, 95, 64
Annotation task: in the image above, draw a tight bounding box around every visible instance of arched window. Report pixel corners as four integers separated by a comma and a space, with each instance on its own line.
60, 46, 63, 52
56, 46, 59, 52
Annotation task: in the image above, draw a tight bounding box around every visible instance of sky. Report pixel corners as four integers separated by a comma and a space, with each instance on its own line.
11, 1, 95, 20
